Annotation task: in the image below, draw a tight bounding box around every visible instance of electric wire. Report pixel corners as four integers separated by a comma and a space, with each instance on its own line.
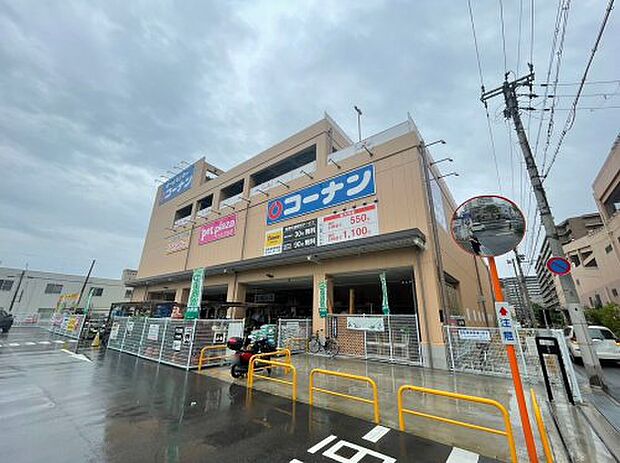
544, 0, 615, 179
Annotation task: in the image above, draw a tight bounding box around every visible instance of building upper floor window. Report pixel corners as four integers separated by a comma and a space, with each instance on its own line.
612, 288, 618, 297
91, 287, 104, 297
196, 194, 213, 218
0, 279, 14, 291
250, 146, 317, 196
124, 289, 133, 299
219, 179, 244, 208
173, 204, 193, 227
44, 283, 63, 294
605, 244, 613, 254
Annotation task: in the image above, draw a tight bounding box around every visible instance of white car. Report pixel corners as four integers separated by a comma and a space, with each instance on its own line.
564, 325, 620, 362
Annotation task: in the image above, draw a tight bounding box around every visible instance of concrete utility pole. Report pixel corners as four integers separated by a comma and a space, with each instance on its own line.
481, 69, 606, 388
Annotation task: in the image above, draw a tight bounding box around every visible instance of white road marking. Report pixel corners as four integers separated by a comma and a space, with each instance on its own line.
362, 425, 390, 443
308, 435, 338, 454
24, 342, 36, 346
446, 447, 479, 462
289, 460, 304, 463
68, 339, 78, 343
60, 349, 92, 363
53, 340, 65, 344
38, 341, 51, 345
9, 343, 20, 347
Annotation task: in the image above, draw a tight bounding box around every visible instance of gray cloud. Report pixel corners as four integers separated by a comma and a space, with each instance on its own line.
0, 0, 618, 278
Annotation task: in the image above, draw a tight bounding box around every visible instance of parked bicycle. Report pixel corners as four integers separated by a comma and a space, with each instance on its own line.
308, 330, 339, 358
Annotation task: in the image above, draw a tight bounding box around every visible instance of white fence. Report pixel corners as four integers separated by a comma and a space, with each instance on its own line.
326, 314, 422, 365
444, 326, 582, 402
47, 313, 86, 339
277, 318, 312, 353
106, 316, 244, 370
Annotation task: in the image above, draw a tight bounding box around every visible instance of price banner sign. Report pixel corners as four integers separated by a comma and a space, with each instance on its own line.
318, 204, 379, 246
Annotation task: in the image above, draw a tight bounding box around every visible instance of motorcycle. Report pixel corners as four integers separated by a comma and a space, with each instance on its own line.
227, 336, 276, 378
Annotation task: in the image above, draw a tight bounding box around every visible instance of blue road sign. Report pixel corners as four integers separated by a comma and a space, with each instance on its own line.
546, 257, 571, 276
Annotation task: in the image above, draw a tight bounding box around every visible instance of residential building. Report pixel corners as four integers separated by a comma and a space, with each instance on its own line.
0, 267, 134, 320
500, 276, 543, 324
130, 115, 495, 367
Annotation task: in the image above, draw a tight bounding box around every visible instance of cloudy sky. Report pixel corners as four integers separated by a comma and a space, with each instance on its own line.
1, 0, 618, 279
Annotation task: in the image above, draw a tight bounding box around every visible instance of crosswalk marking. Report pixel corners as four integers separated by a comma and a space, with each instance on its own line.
446, 447, 479, 462
9, 343, 20, 347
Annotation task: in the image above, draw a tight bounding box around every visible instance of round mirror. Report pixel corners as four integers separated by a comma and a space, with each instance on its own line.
450, 195, 525, 257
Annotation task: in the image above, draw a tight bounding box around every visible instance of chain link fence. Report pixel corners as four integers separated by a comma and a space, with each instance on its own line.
277, 318, 312, 353
444, 326, 581, 401
106, 316, 244, 370
325, 314, 422, 365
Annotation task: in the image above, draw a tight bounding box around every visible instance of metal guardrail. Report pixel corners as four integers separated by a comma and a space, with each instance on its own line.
247, 358, 297, 401
309, 368, 380, 424
531, 388, 554, 463
198, 344, 229, 371
397, 385, 517, 463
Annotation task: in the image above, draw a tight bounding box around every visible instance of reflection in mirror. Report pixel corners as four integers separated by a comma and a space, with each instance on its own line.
451, 195, 525, 257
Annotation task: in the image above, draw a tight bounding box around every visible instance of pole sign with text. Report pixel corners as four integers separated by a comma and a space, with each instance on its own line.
185, 268, 204, 320
318, 280, 328, 318
495, 302, 516, 345
379, 271, 390, 315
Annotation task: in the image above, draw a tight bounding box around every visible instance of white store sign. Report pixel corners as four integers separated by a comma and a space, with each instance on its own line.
346, 316, 385, 332
457, 329, 491, 342
318, 204, 379, 246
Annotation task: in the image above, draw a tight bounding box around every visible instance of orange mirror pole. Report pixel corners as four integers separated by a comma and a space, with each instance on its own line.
488, 256, 539, 463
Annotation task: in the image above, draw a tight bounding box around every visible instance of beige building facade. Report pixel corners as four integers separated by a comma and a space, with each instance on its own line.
131, 115, 495, 367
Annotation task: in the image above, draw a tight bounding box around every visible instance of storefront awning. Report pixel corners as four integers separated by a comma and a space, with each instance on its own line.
129, 228, 426, 287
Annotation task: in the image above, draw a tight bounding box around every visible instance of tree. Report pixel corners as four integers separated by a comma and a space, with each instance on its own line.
584, 303, 620, 338
532, 303, 564, 328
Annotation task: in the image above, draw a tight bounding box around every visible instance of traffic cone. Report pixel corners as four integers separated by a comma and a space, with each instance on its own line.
91, 332, 101, 348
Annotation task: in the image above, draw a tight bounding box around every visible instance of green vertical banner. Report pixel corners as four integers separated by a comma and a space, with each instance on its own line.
318, 280, 328, 318
380, 272, 390, 315
83, 288, 94, 317
185, 267, 204, 320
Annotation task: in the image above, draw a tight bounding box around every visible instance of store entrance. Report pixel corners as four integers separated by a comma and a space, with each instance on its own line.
244, 277, 313, 330
201, 285, 228, 319
332, 267, 417, 315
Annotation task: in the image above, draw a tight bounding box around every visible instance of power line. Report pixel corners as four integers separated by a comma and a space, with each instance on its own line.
468, 0, 502, 192
517, 0, 524, 75
544, 0, 615, 179
540, 79, 620, 86
499, 0, 508, 72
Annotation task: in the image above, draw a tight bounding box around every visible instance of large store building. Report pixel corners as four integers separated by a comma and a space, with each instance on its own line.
131, 115, 494, 367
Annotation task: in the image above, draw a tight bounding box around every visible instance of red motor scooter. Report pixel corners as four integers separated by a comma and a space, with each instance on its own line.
227, 336, 276, 378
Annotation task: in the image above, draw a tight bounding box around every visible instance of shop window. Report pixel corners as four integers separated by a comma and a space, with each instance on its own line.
44, 283, 63, 294
196, 194, 213, 218
173, 204, 193, 227
0, 279, 13, 291
250, 146, 317, 195
91, 287, 104, 297
220, 179, 244, 208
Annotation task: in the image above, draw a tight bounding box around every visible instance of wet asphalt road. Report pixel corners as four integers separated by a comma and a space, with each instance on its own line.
0, 328, 500, 463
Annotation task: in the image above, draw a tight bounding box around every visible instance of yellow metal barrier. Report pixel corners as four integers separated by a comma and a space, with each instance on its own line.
246, 349, 292, 387
398, 385, 517, 463
309, 369, 380, 424
531, 388, 554, 463
198, 344, 229, 371
247, 358, 297, 401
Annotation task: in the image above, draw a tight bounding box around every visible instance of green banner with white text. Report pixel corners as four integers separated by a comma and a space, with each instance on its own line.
185, 268, 204, 320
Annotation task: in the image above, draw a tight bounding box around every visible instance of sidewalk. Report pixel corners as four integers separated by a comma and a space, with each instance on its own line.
201, 354, 613, 462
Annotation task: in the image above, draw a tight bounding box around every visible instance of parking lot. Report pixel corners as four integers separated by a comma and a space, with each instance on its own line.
0, 328, 500, 463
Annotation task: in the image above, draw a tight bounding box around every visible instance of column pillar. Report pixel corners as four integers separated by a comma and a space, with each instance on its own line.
226, 278, 247, 319
312, 271, 333, 333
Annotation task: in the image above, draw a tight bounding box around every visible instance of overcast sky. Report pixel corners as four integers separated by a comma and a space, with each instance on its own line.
1, 0, 618, 279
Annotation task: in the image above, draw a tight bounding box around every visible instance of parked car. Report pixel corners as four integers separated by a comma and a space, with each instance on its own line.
0, 309, 14, 333
564, 325, 620, 362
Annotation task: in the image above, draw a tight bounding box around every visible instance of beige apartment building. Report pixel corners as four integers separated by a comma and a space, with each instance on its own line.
131, 115, 495, 366
566, 135, 620, 307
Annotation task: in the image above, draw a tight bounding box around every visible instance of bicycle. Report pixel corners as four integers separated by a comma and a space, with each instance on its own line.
308, 330, 339, 358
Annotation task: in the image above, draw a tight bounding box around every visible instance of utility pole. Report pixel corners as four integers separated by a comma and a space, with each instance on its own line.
481, 68, 606, 388
76, 259, 96, 312
514, 251, 538, 328
8, 267, 27, 313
